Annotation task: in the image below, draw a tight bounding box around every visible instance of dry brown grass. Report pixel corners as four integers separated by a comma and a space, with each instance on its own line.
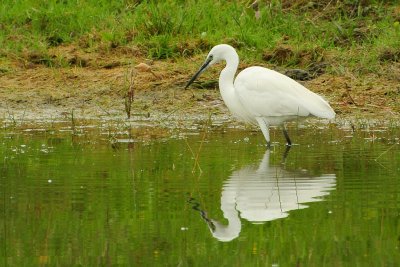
0, 44, 399, 121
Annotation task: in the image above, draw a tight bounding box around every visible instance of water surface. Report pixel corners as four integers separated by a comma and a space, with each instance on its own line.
1, 124, 400, 266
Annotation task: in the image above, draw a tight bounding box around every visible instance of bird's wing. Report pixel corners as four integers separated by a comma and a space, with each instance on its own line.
234, 67, 335, 119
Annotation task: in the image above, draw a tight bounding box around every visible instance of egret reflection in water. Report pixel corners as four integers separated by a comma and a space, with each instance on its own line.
190, 149, 336, 242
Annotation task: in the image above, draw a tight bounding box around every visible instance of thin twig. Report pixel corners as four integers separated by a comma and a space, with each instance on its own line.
375, 142, 398, 161
191, 112, 212, 173
185, 138, 202, 173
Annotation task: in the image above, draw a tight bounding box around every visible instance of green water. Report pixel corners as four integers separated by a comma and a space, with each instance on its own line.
1, 125, 400, 266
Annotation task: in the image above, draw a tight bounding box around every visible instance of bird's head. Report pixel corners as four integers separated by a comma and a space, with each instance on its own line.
185, 44, 233, 89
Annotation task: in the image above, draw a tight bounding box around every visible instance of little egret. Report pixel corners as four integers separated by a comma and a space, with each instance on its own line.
190, 150, 336, 242
185, 44, 335, 146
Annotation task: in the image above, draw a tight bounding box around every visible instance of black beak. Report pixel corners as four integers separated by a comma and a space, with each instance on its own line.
185, 57, 212, 89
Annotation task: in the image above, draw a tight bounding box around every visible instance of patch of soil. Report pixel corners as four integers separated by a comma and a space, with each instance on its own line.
0, 45, 399, 124
379, 48, 400, 62
262, 45, 326, 70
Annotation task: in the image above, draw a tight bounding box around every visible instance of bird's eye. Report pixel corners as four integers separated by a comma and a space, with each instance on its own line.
209, 55, 213, 60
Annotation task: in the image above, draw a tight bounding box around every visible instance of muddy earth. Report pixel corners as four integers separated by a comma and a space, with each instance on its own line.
1, 45, 399, 126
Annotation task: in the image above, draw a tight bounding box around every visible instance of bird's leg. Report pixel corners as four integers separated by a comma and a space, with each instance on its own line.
282, 124, 292, 146
256, 117, 271, 147
281, 145, 291, 165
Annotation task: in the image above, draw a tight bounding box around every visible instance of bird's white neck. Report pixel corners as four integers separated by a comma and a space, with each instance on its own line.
211, 187, 241, 242
219, 52, 239, 91
219, 49, 239, 109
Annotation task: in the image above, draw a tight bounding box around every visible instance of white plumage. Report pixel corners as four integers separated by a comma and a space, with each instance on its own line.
192, 150, 336, 242
186, 44, 335, 146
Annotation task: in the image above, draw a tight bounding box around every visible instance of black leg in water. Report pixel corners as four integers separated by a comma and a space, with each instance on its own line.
281, 145, 291, 163
266, 141, 272, 149
282, 126, 292, 146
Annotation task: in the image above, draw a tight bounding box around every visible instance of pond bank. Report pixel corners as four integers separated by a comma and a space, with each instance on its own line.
1, 47, 399, 129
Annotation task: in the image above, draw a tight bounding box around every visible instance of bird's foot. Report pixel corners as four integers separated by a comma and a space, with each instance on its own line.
266, 142, 272, 149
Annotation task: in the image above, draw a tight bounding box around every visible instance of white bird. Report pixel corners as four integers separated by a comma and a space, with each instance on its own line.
185, 44, 335, 146
191, 150, 336, 242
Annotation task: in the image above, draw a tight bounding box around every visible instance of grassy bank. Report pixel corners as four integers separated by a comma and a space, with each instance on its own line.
1, 1, 400, 121
1, 0, 399, 74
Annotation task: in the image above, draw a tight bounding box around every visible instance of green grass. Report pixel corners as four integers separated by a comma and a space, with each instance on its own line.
0, 0, 399, 73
